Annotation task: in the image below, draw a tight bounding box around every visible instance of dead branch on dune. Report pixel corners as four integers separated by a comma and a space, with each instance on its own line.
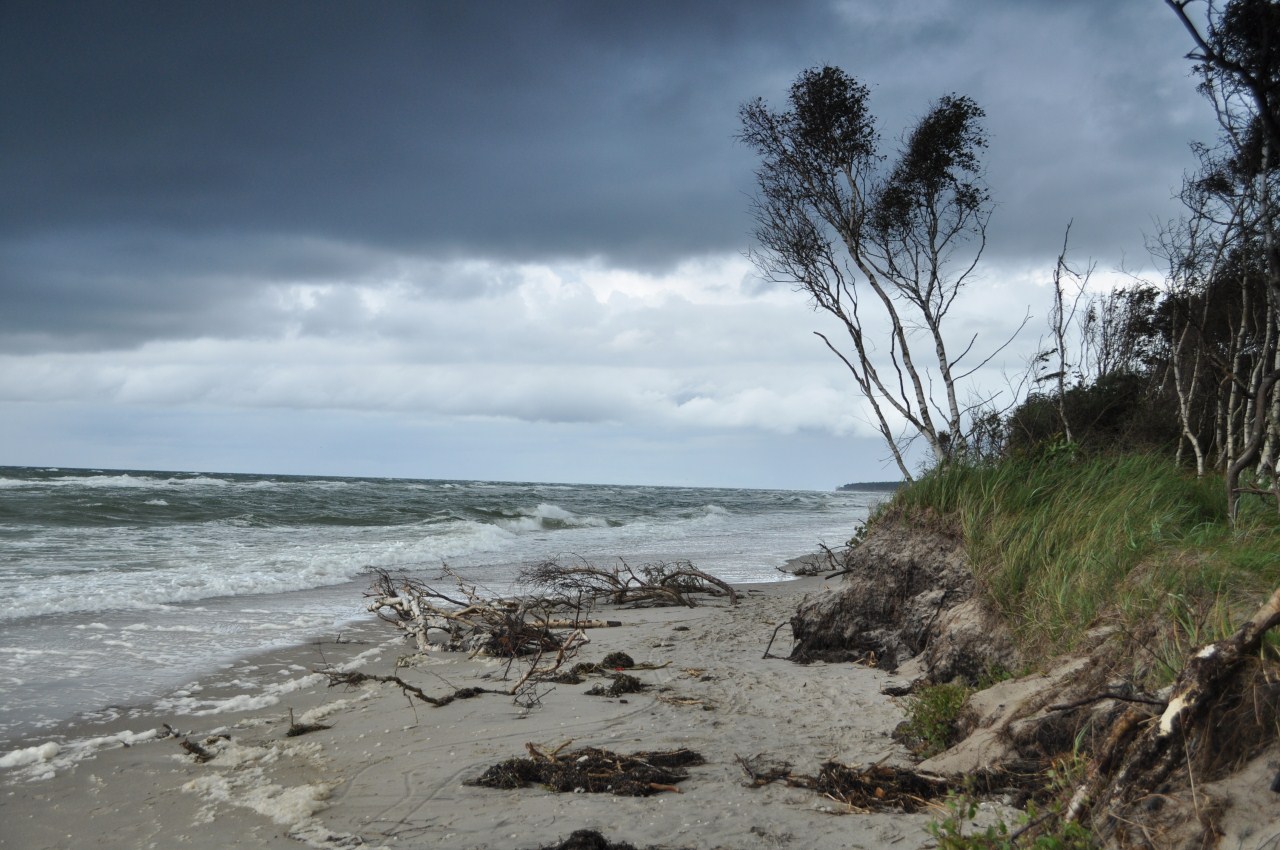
519, 557, 737, 608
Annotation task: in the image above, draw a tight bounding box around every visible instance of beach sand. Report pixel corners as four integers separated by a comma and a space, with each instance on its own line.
0, 577, 945, 850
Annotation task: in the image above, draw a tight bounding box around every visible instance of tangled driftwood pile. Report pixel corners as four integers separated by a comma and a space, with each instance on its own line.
364, 567, 609, 657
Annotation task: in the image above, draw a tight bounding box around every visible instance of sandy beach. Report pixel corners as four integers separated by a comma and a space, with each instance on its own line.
0, 575, 951, 850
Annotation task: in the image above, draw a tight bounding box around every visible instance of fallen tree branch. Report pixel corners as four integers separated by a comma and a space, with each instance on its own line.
323, 669, 500, 707
519, 557, 737, 608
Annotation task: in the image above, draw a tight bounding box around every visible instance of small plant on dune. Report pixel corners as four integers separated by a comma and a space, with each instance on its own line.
901, 682, 973, 758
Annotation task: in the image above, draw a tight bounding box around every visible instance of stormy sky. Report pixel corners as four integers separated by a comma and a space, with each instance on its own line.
0, 1, 1217, 489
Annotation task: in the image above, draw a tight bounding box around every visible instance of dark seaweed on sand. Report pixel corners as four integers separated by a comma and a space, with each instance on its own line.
599, 651, 635, 669
584, 673, 645, 697
531, 829, 694, 850
466, 746, 704, 796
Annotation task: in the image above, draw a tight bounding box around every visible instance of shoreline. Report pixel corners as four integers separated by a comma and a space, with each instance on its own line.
0, 578, 384, 749
0, 574, 942, 850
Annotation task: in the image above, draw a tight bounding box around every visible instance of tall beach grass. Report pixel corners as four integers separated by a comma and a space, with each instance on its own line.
884, 453, 1280, 673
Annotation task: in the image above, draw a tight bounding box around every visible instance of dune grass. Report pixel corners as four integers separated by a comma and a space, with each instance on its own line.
884, 453, 1280, 673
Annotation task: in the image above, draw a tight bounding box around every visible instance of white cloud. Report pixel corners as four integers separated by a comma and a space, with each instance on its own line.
0, 254, 877, 439
1, 246, 1068, 457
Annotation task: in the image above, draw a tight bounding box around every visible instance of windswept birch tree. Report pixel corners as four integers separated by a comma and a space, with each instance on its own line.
739, 66, 1013, 479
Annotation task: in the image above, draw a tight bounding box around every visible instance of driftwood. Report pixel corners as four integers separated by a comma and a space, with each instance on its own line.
350, 568, 601, 709
364, 567, 606, 657
323, 669, 501, 707
285, 708, 331, 737
180, 738, 215, 763
323, 624, 589, 709
539, 618, 622, 629
1066, 586, 1280, 840
519, 557, 738, 608
177, 733, 229, 763
738, 755, 1049, 814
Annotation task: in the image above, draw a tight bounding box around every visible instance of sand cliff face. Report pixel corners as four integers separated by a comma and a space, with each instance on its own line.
788, 520, 1020, 683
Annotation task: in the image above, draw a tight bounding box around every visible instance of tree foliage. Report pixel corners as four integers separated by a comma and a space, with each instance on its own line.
740, 66, 1011, 479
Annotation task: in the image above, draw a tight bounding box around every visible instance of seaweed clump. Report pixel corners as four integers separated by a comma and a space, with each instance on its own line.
529, 830, 694, 850
585, 673, 645, 697
466, 745, 704, 796
544, 653, 635, 685
530, 829, 695, 850
737, 756, 953, 813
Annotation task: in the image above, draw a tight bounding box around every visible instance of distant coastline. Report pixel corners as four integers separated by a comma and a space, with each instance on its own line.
836, 480, 904, 492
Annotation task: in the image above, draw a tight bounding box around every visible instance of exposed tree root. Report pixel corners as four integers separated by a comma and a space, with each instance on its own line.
1066, 587, 1280, 845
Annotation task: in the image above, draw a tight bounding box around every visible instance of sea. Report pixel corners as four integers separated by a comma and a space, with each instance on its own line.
0, 466, 886, 748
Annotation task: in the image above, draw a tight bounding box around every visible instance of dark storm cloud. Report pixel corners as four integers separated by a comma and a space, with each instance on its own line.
2, 1, 808, 255
1, 0, 1217, 350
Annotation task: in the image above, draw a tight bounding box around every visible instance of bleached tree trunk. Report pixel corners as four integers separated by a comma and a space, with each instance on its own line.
1171, 330, 1206, 476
